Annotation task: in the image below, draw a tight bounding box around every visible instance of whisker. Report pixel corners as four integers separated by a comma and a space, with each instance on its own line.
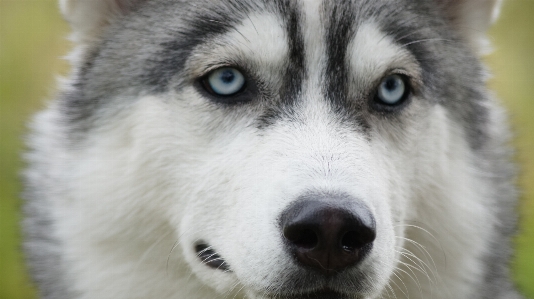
222, 281, 243, 299
400, 38, 453, 48
232, 284, 247, 299
390, 269, 410, 298
396, 236, 440, 277
397, 263, 423, 297
386, 282, 398, 299
397, 247, 438, 283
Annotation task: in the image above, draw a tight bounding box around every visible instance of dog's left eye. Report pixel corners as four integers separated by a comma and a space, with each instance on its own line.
375, 74, 410, 107
203, 68, 246, 96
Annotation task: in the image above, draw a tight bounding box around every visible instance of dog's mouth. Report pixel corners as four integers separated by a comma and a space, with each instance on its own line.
195, 243, 231, 271
288, 290, 349, 299
264, 289, 349, 299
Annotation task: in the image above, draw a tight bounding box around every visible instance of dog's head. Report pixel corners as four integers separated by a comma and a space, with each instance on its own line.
58, 0, 503, 298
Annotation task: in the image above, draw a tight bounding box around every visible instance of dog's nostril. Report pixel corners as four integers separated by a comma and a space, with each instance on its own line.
285, 228, 318, 249
341, 225, 376, 253
341, 231, 362, 252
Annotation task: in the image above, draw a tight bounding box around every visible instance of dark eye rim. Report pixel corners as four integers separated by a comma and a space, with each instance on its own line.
197, 66, 256, 105
370, 73, 412, 113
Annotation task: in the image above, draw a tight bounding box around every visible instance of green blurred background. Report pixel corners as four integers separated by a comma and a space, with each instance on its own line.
0, 0, 532, 298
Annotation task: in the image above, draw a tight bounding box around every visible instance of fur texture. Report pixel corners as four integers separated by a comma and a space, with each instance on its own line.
24, 0, 522, 298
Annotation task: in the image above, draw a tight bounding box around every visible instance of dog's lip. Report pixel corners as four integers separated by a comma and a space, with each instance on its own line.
269, 289, 349, 299
194, 243, 231, 272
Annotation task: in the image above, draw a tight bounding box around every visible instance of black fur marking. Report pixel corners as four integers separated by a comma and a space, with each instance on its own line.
323, 3, 370, 134
278, 0, 306, 106
256, 0, 306, 129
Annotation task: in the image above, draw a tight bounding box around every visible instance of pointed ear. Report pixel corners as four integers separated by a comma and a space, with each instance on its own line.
437, 0, 503, 55
59, 0, 141, 43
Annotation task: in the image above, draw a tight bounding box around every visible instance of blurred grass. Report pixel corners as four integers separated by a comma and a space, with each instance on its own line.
487, 1, 534, 296
0, 1, 69, 299
0, 0, 532, 298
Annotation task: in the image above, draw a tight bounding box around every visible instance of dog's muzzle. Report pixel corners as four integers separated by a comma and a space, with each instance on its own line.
194, 193, 376, 299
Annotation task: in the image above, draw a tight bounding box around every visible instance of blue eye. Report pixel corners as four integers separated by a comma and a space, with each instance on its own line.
205, 68, 245, 96
376, 74, 408, 105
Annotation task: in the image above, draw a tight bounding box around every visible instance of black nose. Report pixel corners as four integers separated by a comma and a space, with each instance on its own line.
280, 198, 376, 275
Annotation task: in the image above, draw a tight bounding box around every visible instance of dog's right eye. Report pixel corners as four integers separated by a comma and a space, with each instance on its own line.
371, 74, 412, 113
202, 67, 246, 97
376, 75, 410, 105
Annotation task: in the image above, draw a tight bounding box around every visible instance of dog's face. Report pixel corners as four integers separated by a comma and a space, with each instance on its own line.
58, 0, 502, 298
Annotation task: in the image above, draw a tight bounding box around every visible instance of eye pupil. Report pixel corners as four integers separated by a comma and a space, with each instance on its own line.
220, 70, 235, 84
385, 78, 399, 91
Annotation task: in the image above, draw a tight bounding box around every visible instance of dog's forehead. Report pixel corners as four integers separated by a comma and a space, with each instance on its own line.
178, 0, 435, 87
173, 0, 431, 67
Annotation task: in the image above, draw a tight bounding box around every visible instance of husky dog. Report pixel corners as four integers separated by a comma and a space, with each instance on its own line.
24, 0, 523, 298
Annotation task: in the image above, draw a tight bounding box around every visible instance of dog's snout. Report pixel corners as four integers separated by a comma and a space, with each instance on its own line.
281, 198, 376, 275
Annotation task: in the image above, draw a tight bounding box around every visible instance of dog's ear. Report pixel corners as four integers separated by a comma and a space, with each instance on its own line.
436, 0, 503, 55
59, 0, 141, 43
